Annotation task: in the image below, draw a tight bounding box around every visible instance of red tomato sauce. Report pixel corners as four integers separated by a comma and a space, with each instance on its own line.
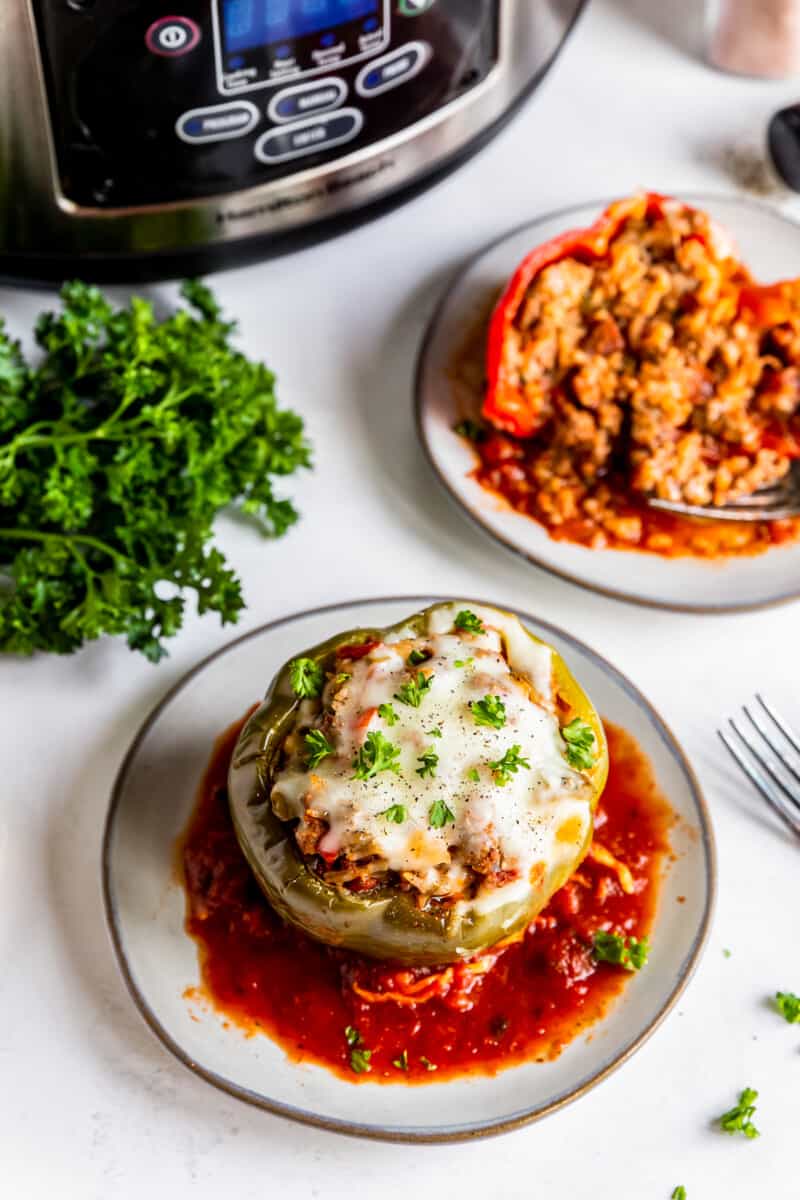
179, 718, 673, 1083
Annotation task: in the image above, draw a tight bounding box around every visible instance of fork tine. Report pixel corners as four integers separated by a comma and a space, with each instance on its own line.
718, 728, 800, 839
729, 710, 800, 825
743, 704, 800, 805
757, 693, 800, 757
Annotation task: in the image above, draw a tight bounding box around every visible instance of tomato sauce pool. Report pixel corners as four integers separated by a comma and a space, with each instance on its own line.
179, 718, 672, 1083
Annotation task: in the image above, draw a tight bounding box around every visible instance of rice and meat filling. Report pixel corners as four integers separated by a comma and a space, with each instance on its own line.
481, 204, 800, 551
269, 622, 594, 912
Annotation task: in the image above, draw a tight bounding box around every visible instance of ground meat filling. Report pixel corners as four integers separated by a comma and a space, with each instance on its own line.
480, 205, 800, 553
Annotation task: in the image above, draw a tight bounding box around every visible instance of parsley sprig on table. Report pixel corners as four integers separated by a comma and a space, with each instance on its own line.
718, 1087, 760, 1139
0, 281, 309, 661
775, 991, 800, 1023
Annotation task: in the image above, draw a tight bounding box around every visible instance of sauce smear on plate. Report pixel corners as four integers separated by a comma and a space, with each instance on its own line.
180, 719, 672, 1082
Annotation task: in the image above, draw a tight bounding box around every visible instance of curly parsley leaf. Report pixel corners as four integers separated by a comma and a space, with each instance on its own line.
381, 803, 407, 824
290, 657, 323, 698
467, 768, 480, 782
0, 281, 309, 662
429, 798, 455, 828
350, 1047, 372, 1074
592, 931, 650, 971
407, 647, 430, 666
775, 991, 800, 1023
420, 1055, 437, 1071
470, 694, 506, 729
352, 731, 401, 781
672, 1189, 686, 1200
378, 702, 398, 726
561, 718, 597, 770
718, 1088, 760, 1139
394, 670, 434, 708
344, 1025, 360, 1047
453, 609, 484, 634
393, 1049, 409, 1072
416, 748, 439, 779
489, 744, 531, 785
304, 728, 335, 769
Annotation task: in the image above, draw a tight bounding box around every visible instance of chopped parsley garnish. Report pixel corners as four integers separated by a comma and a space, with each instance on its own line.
467, 768, 480, 782
350, 1047, 372, 1074
723, 948, 732, 958
344, 1025, 360, 1046
381, 803, 407, 824
489, 744, 530, 785
561, 717, 597, 770
592, 931, 650, 971
352, 730, 401, 781
290, 657, 323, 698
394, 670, 434, 708
304, 728, 335, 769
429, 798, 455, 828
672, 1189, 686, 1200
454, 657, 474, 669
718, 1087, 760, 1139
775, 991, 800, 1023
378, 702, 398, 726
332, 671, 351, 687
408, 648, 430, 666
453, 418, 486, 443
416, 748, 439, 779
429, 727, 443, 738
470, 694, 506, 729
393, 1050, 409, 1072
420, 1056, 437, 1071
453, 609, 485, 635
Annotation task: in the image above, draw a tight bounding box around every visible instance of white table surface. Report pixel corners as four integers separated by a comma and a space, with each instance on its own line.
2, 2, 799, 1196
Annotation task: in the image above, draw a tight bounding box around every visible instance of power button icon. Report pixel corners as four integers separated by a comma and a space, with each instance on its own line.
145, 17, 202, 57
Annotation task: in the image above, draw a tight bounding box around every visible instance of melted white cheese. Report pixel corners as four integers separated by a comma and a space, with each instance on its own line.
271, 605, 592, 913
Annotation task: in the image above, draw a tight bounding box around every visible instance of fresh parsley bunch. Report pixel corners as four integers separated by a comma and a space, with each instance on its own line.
0, 280, 310, 661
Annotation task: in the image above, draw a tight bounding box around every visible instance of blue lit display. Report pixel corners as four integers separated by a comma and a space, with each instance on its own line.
222, 0, 380, 52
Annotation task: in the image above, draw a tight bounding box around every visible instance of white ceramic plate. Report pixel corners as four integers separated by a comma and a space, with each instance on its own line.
416, 195, 800, 612
103, 597, 714, 1141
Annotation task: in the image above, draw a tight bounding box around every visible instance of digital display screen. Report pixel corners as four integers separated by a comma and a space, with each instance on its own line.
222, 0, 380, 53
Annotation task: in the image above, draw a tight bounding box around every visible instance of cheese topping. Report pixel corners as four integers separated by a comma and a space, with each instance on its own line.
270, 605, 595, 914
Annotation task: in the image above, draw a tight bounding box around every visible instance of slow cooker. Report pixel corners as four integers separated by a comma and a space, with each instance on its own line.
0, 1, 586, 281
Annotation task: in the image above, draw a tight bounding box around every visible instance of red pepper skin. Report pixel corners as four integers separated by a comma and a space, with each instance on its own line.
483, 192, 701, 438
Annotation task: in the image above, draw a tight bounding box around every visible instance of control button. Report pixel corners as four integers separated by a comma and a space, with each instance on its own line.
320, 32, 337, 48
145, 17, 201, 57
254, 108, 363, 164
176, 101, 259, 144
355, 41, 431, 97
268, 78, 347, 124
363, 17, 379, 31
398, 0, 436, 12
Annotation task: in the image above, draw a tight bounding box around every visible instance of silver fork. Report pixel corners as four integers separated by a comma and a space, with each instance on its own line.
719, 695, 800, 838
648, 460, 800, 521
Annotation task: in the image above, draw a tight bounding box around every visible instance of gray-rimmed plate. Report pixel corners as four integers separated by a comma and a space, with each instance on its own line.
103, 596, 714, 1141
416, 195, 800, 612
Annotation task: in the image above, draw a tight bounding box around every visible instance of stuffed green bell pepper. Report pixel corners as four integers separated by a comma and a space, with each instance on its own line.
228, 601, 608, 966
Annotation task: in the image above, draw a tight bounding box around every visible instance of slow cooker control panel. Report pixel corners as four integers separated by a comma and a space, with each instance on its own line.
32, 0, 498, 209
